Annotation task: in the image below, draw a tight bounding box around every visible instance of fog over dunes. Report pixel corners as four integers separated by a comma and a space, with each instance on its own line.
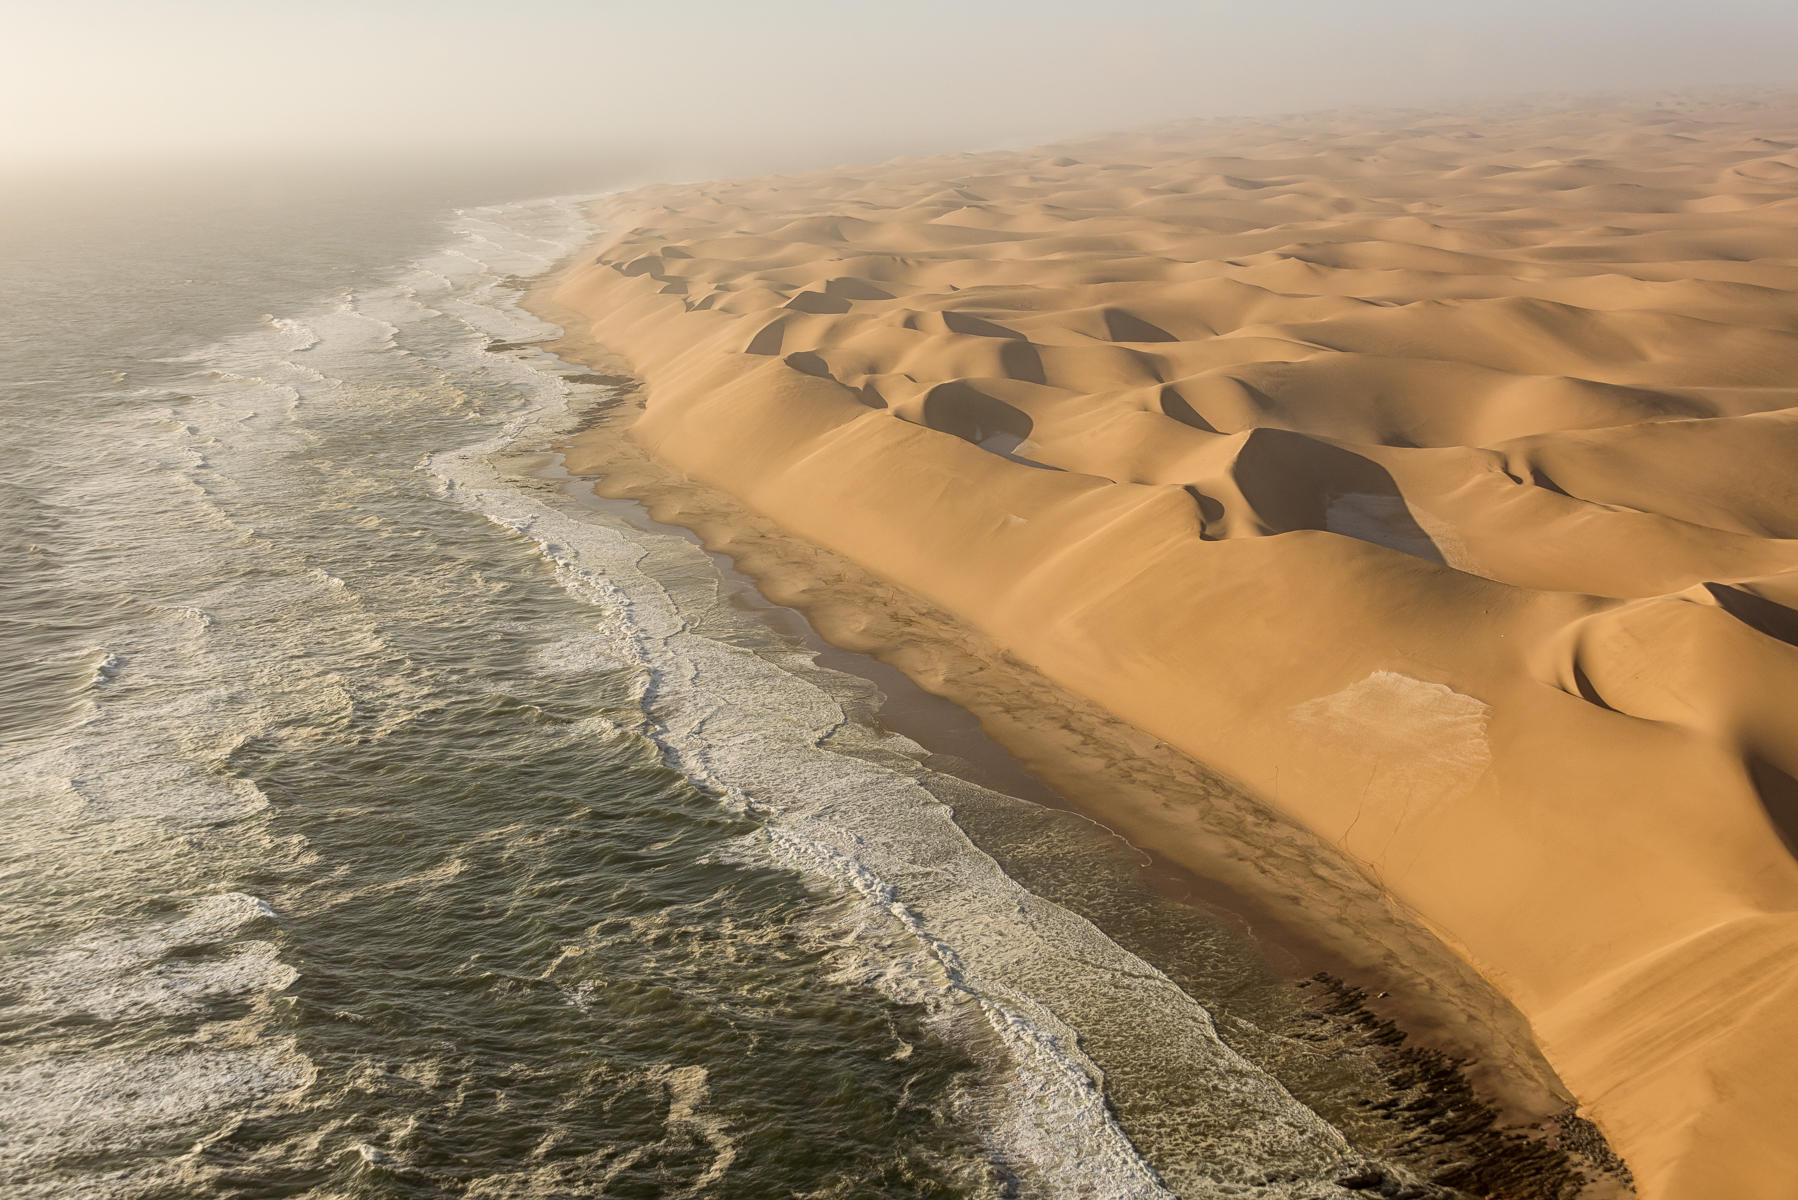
3, 1, 1797, 174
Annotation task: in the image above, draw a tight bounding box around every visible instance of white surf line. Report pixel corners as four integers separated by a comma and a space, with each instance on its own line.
417, 197, 1393, 1200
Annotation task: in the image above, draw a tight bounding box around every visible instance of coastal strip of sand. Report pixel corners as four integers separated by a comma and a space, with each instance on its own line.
531, 96, 1798, 1199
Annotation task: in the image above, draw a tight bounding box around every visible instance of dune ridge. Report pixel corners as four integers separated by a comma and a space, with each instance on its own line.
543, 97, 1798, 1198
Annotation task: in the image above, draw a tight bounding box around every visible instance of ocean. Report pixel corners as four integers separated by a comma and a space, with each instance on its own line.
0, 164, 1576, 1199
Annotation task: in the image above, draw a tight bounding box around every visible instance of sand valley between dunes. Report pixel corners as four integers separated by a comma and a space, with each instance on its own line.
535, 96, 1798, 1199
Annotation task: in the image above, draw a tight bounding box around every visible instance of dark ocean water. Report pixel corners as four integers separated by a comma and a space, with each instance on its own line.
0, 165, 1559, 1200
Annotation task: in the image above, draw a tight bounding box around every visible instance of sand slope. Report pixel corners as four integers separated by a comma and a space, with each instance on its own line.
546, 98, 1798, 1198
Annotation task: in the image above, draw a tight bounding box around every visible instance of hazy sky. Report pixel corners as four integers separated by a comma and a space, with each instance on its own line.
5, 0, 1797, 174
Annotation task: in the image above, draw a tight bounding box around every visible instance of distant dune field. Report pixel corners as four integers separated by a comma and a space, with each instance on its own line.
541, 97, 1798, 1199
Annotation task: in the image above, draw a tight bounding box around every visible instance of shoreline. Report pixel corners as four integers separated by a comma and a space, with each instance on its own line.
507, 331, 1620, 1188
524, 309, 1531, 1031
523, 98, 1798, 1197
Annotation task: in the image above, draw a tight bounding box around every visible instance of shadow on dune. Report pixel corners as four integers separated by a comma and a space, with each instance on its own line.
1103, 307, 1178, 343
920, 381, 1054, 468
1704, 583, 1798, 649
1233, 429, 1446, 564
778, 351, 890, 411
1749, 758, 1798, 862
1158, 384, 1220, 433
942, 310, 1027, 340
929, 314, 1049, 386
1157, 376, 1282, 436
745, 317, 789, 356
782, 350, 833, 378
785, 290, 854, 315
997, 338, 1048, 385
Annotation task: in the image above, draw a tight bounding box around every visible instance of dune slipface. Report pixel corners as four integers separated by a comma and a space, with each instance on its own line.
542, 98, 1798, 1199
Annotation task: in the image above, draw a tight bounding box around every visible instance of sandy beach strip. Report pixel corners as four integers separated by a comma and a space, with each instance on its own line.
532, 96, 1798, 1199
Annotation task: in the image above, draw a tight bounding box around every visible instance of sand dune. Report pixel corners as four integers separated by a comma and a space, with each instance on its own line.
541, 97, 1798, 1199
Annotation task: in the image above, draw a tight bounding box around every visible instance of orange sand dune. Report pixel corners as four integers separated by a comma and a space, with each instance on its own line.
543, 97, 1798, 1199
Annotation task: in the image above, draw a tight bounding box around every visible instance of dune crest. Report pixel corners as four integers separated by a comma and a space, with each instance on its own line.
544, 97, 1798, 1198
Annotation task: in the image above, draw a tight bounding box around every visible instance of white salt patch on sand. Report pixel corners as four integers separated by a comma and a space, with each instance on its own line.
1292, 671, 1494, 825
